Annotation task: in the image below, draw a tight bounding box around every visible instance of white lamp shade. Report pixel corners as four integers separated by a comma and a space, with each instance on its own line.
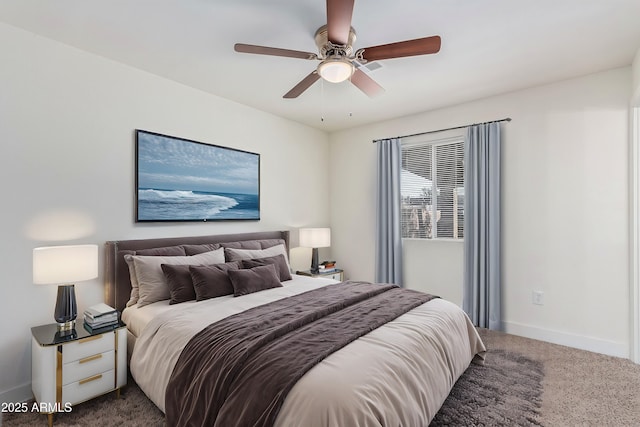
33, 244, 98, 285
299, 228, 331, 248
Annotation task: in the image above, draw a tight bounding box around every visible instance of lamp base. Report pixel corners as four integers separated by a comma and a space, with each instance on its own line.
310, 247, 320, 274
57, 320, 75, 332
54, 284, 77, 330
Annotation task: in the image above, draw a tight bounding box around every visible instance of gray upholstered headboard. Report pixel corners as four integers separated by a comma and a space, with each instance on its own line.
104, 230, 290, 312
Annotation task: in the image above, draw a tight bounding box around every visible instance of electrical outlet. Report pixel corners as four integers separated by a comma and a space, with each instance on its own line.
532, 291, 544, 305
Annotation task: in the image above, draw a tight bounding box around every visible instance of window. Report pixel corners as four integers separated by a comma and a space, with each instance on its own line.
401, 138, 464, 239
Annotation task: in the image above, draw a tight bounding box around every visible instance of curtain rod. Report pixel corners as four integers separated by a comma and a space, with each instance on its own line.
371, 117, 512, 143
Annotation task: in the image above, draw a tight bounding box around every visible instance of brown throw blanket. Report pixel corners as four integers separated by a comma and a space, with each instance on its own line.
165, 281, 437, 427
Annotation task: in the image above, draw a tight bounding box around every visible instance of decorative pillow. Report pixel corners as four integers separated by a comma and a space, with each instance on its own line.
161, 264, 196, 305
190, 262, 239, 301
123, 245, 187, 307
132, 248, 225, 308
228, 264, 283, 297
181, 243, 220, 256
241, 254, 292, 281
224, 244, 291, 272
220, 241, 262, 250
136, 246, 186, 256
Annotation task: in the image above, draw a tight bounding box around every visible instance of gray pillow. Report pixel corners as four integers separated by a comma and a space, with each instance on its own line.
161, 264, 196, 305
136, 246, 186, 256
123, 245, 187, 307
224, 244, 291, 272
190, 262, 239, 301
220, 241, 262, 250
228, 264, 283, 297
132, 248, 225, 307
181, 243, 220, 256
242, 254, 292, 281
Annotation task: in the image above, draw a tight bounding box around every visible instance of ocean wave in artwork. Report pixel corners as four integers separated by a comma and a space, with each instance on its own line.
138, 189, 242, 220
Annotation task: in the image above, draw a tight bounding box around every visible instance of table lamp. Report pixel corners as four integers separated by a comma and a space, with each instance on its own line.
33, 244, 98, 331
299, 228, 331, 274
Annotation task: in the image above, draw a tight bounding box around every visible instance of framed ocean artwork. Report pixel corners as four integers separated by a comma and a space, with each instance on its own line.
135, 130, 260, 222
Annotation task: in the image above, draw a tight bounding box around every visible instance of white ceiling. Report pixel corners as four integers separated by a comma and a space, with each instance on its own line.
1, 0, 639, 132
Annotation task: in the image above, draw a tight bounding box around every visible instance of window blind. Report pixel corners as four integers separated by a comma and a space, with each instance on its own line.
401, 140, 464, 239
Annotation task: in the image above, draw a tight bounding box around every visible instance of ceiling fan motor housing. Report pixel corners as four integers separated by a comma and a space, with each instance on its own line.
314, 25, 356, 58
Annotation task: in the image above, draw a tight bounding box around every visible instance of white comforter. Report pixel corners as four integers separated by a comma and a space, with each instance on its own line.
124, 276, 485, 426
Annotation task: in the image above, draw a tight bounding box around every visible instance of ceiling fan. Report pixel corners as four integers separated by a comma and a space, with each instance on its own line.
234, 0, 441, 99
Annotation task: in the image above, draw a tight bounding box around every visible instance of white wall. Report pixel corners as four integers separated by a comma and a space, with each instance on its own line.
403, 239, 464, 304
633, 48, 640, 105
330, 67, 631, 357
0, 23, 330, 401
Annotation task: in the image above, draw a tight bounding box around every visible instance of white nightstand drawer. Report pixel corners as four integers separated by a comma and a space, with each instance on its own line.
62, 350, 115, 385
325, 272, 343, 281
62, 333, 113, 363
63, 369, 115, 405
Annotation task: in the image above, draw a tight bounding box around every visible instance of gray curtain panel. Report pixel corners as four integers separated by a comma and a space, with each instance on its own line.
463, 122, 501, 330
375, 138, 403, 286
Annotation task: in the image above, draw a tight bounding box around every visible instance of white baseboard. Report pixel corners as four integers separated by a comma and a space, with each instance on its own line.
501, 321, 629, 359
0, 382, 32, 404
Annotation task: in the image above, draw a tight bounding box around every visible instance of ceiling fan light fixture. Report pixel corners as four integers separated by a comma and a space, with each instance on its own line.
317, 57, 354, 83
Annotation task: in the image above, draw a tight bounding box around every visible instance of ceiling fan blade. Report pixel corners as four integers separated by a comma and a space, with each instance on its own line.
350, 68, 384, 98
283, 71, 321, 98
326, 0, 354, 45
361, 35, 441, 62
234, 43, 318, 60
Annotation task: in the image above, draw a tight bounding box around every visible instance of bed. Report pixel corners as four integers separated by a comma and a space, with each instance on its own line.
105, 230, 485, 426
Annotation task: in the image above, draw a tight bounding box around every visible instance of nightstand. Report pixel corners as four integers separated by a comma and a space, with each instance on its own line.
296, 269, 344, 281
31, 322, 127, 426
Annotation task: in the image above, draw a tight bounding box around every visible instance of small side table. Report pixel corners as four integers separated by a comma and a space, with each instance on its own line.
31, 322, 127, 426
296, 269, 344, 281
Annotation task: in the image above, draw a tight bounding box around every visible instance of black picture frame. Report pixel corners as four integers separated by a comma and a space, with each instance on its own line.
135, 130, 260, 222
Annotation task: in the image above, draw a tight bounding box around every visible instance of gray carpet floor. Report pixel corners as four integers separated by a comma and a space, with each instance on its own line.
4, 328, 640, 426
479, 328, 640, 426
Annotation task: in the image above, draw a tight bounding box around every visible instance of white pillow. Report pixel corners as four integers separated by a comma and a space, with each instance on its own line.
132, 248, 225, 308
224, 244, 291, 272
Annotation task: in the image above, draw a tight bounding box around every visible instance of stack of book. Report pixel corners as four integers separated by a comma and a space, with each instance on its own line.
319, 261, 338, 273
84, 303, 119, 332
